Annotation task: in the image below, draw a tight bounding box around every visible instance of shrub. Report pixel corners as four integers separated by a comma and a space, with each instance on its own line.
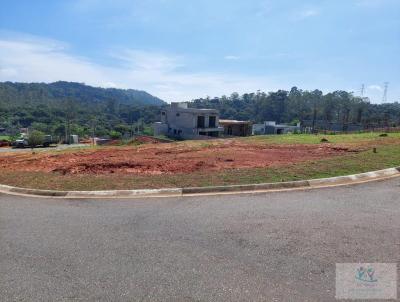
109, 130, 122, 139
28, 130, 45, 147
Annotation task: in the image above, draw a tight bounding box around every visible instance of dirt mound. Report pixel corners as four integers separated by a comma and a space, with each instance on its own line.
0, 141, 356, 175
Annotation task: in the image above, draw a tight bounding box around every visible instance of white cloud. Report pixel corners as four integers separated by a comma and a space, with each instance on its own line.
224, 55, 240, 60
110, 49, 184, 72
368, 85, 383, 91
0, 68, 18, 77
0, 35, 279, 102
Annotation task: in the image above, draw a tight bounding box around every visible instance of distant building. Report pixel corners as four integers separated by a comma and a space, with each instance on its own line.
219, 120, 252, 137
20, 128, 29, 135
252, 121, 301, 135
153, 102, 224, 139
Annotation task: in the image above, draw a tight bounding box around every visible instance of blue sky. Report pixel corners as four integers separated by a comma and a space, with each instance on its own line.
0, 0, 399, 103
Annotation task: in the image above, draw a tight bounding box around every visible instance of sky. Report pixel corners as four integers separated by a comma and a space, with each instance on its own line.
0, 0, 399, 103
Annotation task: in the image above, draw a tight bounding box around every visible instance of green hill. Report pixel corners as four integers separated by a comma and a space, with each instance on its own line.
0, 81, 165, 107
0, 81, 165, 138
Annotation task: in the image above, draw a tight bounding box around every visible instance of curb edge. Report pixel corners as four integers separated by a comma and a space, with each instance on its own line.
0, 167, 399, 198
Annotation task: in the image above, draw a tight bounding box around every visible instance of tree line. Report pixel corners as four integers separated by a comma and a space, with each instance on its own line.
189, 87, 400, 130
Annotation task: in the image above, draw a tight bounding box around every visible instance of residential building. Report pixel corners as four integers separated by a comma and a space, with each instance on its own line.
252, 121, 301, 135
219, 119, 252, 136
153, 102, 224, 139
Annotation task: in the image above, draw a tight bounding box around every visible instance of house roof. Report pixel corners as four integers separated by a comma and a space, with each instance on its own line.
219, 119, 252, 125
167, 107, 219, 114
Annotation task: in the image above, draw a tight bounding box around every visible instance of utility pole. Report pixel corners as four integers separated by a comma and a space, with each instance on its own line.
91, 119, 96, 146
361, 84, 365, 97
382, 82, 389, 103
130, 110, 135, 138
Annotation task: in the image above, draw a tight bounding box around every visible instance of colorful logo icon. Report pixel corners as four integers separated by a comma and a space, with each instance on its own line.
356, 266, 378, 283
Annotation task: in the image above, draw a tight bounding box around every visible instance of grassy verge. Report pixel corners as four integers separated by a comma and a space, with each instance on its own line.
243, 132, 400, 145
0, 144, 399, 191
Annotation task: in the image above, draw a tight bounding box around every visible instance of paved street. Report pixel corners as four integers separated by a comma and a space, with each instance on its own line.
0, 144, 88, 153
0, 178, 399, 301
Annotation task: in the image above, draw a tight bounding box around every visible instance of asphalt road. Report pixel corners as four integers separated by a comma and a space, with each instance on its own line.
0, 144, 88, 153
1, 178, 399, 301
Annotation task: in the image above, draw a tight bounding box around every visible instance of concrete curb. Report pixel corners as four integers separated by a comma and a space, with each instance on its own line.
308, 167, 400, 187
66, 188, 182, 198
182, 180, 309, 194
0, 167, 399, 198
0, 184, 68, 197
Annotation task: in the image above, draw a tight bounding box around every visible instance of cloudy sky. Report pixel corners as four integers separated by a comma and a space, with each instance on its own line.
0, 0, 399, 103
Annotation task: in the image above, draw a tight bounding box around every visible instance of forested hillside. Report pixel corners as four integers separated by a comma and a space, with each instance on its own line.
0, 81, 164, 106
0, 81, 164, 138
190, 88, 400, 128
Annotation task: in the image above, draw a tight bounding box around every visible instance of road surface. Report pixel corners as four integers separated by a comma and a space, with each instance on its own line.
0, 178, 399, 301
0, 144, 88, 153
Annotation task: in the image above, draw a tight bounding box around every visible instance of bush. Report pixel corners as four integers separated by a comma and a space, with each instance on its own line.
28, 130, 45, 147
109, 130, 122, 139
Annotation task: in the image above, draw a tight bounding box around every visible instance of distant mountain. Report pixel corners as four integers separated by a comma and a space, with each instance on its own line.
0, 81, 165, 107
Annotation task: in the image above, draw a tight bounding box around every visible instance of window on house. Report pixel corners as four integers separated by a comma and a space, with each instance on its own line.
209, 116, 216, 128
161, 112, 166, 116
197, 116, 205, 128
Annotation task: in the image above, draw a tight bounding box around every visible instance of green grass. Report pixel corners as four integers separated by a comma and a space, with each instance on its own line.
0, 135, 10, 141
0, 143, 399, 191
244, 132, 400, 145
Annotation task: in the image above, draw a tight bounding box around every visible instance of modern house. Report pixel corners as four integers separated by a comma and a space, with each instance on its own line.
153, 102, 224, 139
219, 120, 252, 137
252, 121, 301, 135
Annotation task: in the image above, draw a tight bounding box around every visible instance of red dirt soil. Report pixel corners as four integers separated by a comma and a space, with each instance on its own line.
0, 141, 357, 175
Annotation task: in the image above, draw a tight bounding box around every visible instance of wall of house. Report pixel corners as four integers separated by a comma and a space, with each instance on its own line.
222, 124, 252, 136
166, 110, 196, 136
155, 104, 221, 139
252, 124, 265, 135
265, 125, 300, 134
252, 122, 301, 135
153, 122, 168, 136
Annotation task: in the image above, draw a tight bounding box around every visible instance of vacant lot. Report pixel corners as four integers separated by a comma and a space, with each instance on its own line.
0, 133, 399, 190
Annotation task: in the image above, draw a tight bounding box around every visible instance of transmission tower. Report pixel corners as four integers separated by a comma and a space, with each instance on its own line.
382, 82, 389, 103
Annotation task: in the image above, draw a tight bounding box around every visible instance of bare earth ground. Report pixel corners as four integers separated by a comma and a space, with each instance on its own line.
0, 134, 398, 190
0, 140, 356, 175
